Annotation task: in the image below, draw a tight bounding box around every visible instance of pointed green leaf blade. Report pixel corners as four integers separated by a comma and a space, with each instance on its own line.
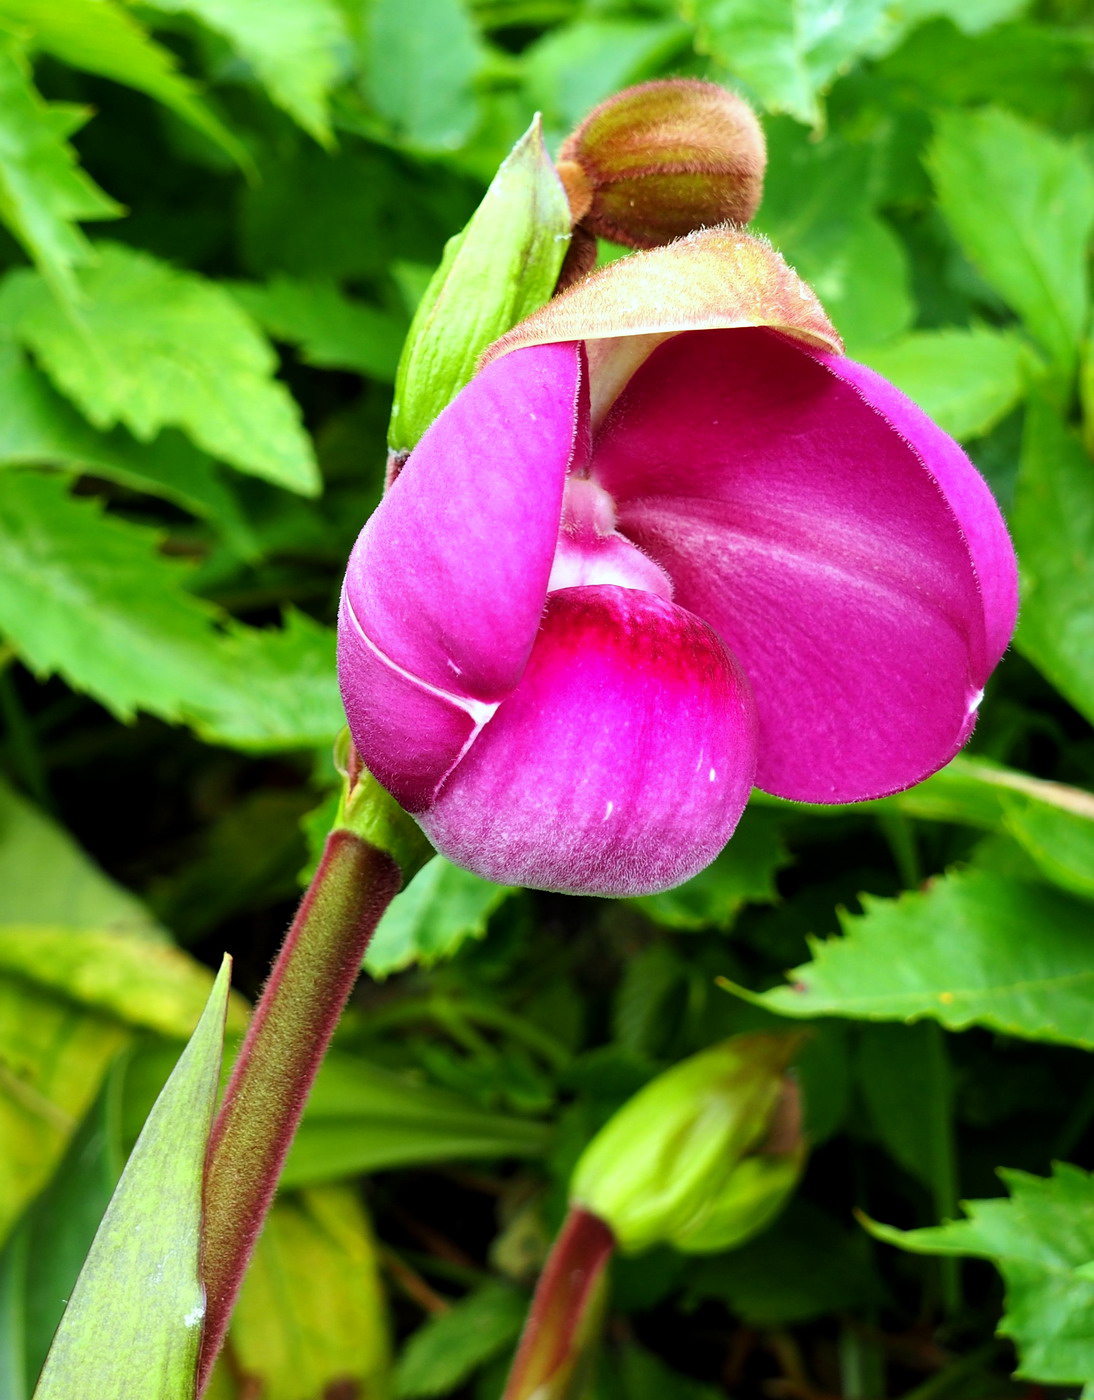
32, 957, 232, 1400
725, 869, 1094, 1049
866, 1164, 1094, 1384
0, 36, 121, 300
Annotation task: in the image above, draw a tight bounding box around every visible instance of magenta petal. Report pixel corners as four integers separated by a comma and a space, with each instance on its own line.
418, 584, 757, 896
593, 328, 1011, 803
337, 596, 483, 812
343, 341, 585, 704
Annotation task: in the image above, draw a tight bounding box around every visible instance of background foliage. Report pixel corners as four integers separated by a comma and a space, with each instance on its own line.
1, 0, 1093, 1396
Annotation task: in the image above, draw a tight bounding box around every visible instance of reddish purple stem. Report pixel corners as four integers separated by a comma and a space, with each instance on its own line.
503, 1206, 615, 1400
197, 829, 401, 1391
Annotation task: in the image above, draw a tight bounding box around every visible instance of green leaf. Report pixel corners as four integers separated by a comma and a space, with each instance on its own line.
229, 276, 405, 381
390, 114, 570, 452
1012, 401, 1094, 727
282, 1051, 550, 1188
363, 0, 483, 152
630, 810, 789, 931
862, 328, 1029, 441
753, 123, 912, 352
365, 857, 515, 979
680, 0, 890, 127
856, 1023, 957, 1223
0, 36, 121, 300
187, 610, 342, 752
0, 0, 249, 170
394, 1280, 526, 1399
223, 1186, 391, 1400
866, 1163, 1094, 1384
143, 0, 349, 144
32, 958, 231, 1400
0, 1060, 124, 1396
725, 869, 1094, 1049
5, 248, 319, 495
0, 342, 255, 552
0, 469, 227, 723
928, 107, 1094, 374
523, 18, 690, 134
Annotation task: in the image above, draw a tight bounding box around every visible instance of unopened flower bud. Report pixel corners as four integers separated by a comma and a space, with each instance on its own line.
569, 1033, 805, 1255
557, 78, 766, 251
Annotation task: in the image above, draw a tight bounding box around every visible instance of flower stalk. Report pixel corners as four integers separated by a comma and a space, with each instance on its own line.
502, 1206, 615, 1400
197, 763, 429, 1392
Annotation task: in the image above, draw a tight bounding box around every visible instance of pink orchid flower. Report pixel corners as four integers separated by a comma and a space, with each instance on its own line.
338, 229, 1018, 897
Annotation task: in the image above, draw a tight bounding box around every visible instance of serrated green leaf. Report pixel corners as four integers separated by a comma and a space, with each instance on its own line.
187, 609, 342, 751
364, 0, 483, 151
144, 0, 349, 144
1012, 401, 1094, 726
630, 810, 789, 931
0, 0, 249, 170
390, 115, 570, 451
866, 1163, 1094, 1383
282, 1052, 550, 1188
726, 869, 1094, 1048
862, 327, 1029, 441
0, 36, 120, 300
681, 0, 890, 127
5, 248, 319, 495
230, 276, 405, 381
394, 1280, 526, 1399
32, 958, 231, 1400
928, 108, 1094, 374
0, 342, 255, 551
365, 857, 514, 979
0, 469, 227, 722
223, 1186, 391, 1400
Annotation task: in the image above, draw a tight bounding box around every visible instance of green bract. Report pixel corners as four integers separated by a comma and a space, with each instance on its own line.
570, 1032, 805, 1255
387, 114, 571, 454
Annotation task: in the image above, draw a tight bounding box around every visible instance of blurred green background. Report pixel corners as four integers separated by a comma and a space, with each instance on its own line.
3, 0, 1094, 1395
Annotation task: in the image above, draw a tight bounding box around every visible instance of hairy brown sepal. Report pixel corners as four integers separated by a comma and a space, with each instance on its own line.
559, 78, 766, 249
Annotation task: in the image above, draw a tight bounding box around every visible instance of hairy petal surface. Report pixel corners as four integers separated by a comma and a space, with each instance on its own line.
343, 341, 585, 704
484, 227, 840, 425
419, 584, 757, 896
593, 328, 1007, 803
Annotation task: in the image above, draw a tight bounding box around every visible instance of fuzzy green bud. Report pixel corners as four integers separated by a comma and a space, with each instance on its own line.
569, 1032, 805, 1255
388, 115, 571, 456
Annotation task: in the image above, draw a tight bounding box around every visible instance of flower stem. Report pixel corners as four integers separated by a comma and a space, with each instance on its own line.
502, 1206, 615, 1400
197, 827, 402, 1392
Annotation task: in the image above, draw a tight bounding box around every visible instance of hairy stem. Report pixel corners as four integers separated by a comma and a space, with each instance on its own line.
503, 1206, 615, 1400
197, 828, 401, 1391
